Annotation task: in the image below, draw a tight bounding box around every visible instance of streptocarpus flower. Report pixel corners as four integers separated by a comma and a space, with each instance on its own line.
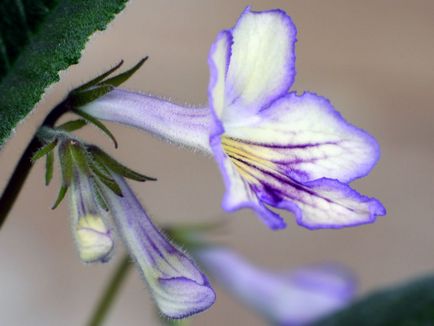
80, 7, 385, 229
36, 132, 215, 319
196, 247, 355, 325
100, 173, 216, 319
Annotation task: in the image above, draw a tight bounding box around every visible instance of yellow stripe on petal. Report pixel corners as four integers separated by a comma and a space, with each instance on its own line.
221, 136, 286, 189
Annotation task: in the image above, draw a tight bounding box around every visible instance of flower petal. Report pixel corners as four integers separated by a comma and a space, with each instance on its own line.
80, 89, 212, 153
196, 247, 355, 325
102, 174, 215, 319
208, 30, 233, 122
225, 92, 380, 183
289, 178, 386, 229
231, 153, 385, 229
210, 135, 286, 230
208, 7, 297, 123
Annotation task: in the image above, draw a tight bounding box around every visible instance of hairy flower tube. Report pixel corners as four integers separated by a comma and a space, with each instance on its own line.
34, 130, 215, 319
81, 7, 385, 230
196, 247, 355, 325
100, 174, 216, 318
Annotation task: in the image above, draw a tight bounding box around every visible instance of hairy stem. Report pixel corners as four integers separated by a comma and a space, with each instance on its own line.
0, 99, 70, 229
87, 254, 132, 326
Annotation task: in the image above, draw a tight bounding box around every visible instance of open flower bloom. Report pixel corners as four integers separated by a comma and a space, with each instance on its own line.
58, 139, 215, 319
81, 7, 385, 230
196, 247, 355, 325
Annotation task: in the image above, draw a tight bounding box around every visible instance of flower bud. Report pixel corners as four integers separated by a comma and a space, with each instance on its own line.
75, 214, 114, 263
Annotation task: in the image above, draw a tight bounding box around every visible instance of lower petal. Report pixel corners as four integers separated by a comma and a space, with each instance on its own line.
273, 178, 386, 230
222, 150, 385, 229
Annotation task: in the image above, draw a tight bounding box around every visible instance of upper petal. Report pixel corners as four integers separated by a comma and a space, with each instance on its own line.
208, 31, 233, 122
208, 7, 297, 123
225, 92, 380, 183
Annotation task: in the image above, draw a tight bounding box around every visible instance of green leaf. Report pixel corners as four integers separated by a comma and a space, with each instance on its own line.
314, 275, 434, 326
0, 0, 128, 148
89, 146, 156, 182
45, 150, 54, 185
73, 109, 118, 148
57, 119, 87, 132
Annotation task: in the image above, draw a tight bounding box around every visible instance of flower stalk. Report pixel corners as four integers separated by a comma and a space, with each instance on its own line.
0, 99, 71, 229
87, 254, 132, 326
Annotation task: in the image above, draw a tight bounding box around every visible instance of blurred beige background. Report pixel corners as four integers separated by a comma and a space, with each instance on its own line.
1, 0, 434, 325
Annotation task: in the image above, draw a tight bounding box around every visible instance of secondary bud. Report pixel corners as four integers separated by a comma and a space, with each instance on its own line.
75, 215, 114, 263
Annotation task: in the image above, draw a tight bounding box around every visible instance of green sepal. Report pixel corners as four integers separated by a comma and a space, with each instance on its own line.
52, 184, 68, 209
68, 141, 91, 175
31, 139, 58, 162
97, 173, 123, 197
89, 159, 123, 197
91, 178, 110, 212
45, 151, 54, 186
73, 109, 118, 148
71, 84, 114, 107
57, 119, 88, 132
89, 146, 156, 182
89, 155, 112, 178
101, 57, 148, 87
58, 141, 74, 187
53, 142, 73, 209
74, 60, 124, 92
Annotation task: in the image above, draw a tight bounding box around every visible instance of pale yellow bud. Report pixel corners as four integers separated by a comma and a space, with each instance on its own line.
75, 215, 114, 263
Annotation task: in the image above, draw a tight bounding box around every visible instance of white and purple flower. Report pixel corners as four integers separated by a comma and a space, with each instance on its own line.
196, 247, 355, 325
100, 173, 216, 319
81, 7, 385, 230
49, 137, 215, 319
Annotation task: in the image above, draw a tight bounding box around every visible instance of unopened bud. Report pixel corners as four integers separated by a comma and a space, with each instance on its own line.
75, 215, 114, 263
